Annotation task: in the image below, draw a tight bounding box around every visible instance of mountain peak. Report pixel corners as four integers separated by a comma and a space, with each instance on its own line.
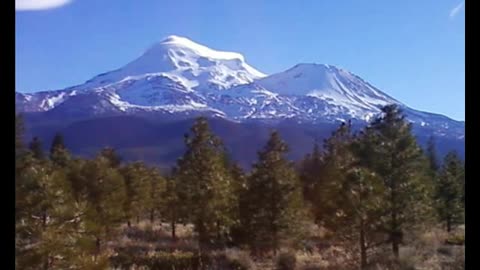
161, 35, 191, 43
149, 35, 246, 62
77, 35, 265, 92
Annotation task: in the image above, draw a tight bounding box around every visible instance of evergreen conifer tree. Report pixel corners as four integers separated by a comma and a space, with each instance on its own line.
49, 133, 70, 167
435, 151, 465, 232
29, 137, 45, 160
242, 131, 307, 255
120, 162, 151, 226
174, 117, 236, 248
363, 105, 433, 258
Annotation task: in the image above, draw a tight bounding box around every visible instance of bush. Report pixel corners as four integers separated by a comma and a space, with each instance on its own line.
445, 233, 465, 246
124, 226, 169, 243
276, 251, 297, 270
225, 249, 256, 270
437, 246, 453, 256
111, 251, 203, 270
300, 265, 322, 270
110, 250, 256, 270
366, 255, 417, 270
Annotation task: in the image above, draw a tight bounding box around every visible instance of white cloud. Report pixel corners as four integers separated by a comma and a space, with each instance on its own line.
16, 0, 73, 11
449, 2, 464, 19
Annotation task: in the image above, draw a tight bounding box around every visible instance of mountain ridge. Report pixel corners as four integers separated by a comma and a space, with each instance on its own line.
16, 35, 464, 146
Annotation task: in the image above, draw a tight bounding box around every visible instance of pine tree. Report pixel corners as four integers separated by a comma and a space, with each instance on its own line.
228, 161, 249, 246
49, 133, 70, 167
146, 167, 166, 224
300, 122, 382, 268
426, 136, 439, 174
99, 147, 122, 168
50, 133, 65, 155
309, 122, 353, 224
364, 105, 433, 258
242, 131, 307, 255
16, 114, 25, 156
162, 174, 182, 240
77, 155, 126, 256
29, 137, 45, 160
16, 148, 74, 269
435, 151, 464, 232
120, 162, 152, 227
299, 141, 324, 202
174, 117, 237, 248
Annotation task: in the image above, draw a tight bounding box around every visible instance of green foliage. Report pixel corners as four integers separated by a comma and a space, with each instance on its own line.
120, 161, 152, 225
426, 136, 439, 174
49, 133, 71, 167
99, 146, 122, 168
435, 151, 464, 232
79, 155, 127, 243
111, 250, 242, 270
29, 136, 45, 160
241, 131, 308, 253
161, 174, 182, 237
299, 141, 324, 202
363, 105, 435, 257
16, 109, 462, 269
309, 122, 385, 268
147, 167, 167, 223
15, 114, 25, 152
174, 117, 237, 246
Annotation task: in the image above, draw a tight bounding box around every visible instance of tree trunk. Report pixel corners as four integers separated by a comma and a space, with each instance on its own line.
42, 210, 49, 270
42, 210, 47, 228
43, 256, 49, 270
150, 209, 154, 224
95, 237, 101, 259
360, 222, 367, 269
127, 220, 131, 228
447, 217, 452, 232
390, 175, 400, 259
136, 215, 140, 224
391, 213, 400, 259
392, 241, 399, 259
216, 220, 221, 242
171, 220, 176, 240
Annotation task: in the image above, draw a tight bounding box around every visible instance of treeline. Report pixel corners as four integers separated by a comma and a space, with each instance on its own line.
15, 105, 465, 269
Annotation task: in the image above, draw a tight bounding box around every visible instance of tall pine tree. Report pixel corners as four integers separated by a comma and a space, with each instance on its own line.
49, 133, 70, 167
29, 137, 45, 160
120, 162, 152, 227
299, 141, 324, 202
242, 131, 308, 255
426, 136, 439, 174
435, 151, 464, 232
364, 105, 433, 258
174, 117, 236, 248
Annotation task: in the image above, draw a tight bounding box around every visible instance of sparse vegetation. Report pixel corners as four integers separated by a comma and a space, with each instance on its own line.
275, 251, 297, 270
15, 105, 465, 269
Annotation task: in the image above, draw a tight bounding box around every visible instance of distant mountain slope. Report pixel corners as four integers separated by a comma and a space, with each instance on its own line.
16, 35, 464, 166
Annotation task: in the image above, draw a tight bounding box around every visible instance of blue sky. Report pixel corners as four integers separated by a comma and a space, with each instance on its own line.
16, 0, 465, 121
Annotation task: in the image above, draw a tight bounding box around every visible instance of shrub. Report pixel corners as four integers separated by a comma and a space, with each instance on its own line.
225, 248, 256, 270
366, 255, 417, 270
110, 250, 256, 270
445, 233, 465, 246
437, 246, 453, 256
276, 251, 297, 270
111, 251, 202, 270
300, 265, 322, 270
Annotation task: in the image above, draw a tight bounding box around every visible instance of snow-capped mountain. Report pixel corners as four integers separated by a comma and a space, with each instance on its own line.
16, 35, 464, 140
